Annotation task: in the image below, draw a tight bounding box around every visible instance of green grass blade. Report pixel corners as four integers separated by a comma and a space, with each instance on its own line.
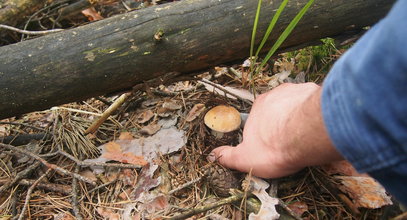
250, 0, 263, 58
259, 0, 314, 70
255, 0, 289, 57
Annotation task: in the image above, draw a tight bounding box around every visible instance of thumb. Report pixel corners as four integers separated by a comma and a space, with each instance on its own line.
209, 145, 251, 173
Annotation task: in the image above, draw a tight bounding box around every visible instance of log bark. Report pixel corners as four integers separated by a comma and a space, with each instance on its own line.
0, 0, 395, 119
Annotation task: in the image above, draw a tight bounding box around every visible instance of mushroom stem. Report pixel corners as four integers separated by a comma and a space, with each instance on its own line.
211, 130, 225, 139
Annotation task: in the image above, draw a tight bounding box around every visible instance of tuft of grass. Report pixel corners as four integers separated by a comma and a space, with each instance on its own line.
249, 0, 314, 79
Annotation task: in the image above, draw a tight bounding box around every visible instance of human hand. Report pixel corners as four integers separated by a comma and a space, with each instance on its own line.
210, 83, 343, 178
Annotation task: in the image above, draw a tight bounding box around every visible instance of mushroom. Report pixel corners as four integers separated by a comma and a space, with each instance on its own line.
204, 105, 241, 138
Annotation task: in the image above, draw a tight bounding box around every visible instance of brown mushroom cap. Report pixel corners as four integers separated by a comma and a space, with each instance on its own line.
204, 105, 241, 133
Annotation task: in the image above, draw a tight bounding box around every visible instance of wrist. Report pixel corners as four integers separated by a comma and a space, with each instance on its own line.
280, 86, 343, 169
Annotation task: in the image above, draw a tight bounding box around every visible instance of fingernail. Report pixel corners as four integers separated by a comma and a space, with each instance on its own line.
207, 152, 216, 162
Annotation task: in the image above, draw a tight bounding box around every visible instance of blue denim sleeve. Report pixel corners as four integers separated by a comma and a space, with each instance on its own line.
321, 0, 407, 205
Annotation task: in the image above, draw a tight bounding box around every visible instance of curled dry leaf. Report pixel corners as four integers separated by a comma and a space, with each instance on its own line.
242, 176, 280, 220
81, 7, 104, 21
337, 176, 392, 209
185, 104, 205, 122
157, 107, 172, 117
139, 123, 161, 135
162, 100, 182, 110
137, 110, 154, 124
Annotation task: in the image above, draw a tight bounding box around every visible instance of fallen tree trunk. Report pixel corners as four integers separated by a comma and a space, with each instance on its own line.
0, 0, 395, 119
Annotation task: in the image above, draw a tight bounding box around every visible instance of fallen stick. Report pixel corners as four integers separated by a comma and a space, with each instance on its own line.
0, 143, 96, 185
0, 178, 72, 195
17, 169, 51, 220
84, 92, 130, 134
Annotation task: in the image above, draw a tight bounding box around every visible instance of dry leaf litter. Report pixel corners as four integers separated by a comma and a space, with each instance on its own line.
0, 63, 402, 219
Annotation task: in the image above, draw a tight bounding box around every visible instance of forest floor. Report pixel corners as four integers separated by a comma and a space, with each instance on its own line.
0, 0, 405, 219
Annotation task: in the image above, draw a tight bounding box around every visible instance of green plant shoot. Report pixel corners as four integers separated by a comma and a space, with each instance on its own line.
250, 0, 314, 76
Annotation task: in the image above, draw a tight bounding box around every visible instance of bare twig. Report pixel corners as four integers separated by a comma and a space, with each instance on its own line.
11, 189, 18, 217
0, 161, 41, 195
0, 143, 96, 185
21, 0, 70, 39
58, 150, 142, 169
0, 178, 71, 195
0, 24, 63, 35
85, 92, 131, 134
71, 165, 83, 220
17, 169, 51, 220
39, 151, 60, 157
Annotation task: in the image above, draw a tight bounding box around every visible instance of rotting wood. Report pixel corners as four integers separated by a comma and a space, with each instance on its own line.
0, 0, 395, 119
